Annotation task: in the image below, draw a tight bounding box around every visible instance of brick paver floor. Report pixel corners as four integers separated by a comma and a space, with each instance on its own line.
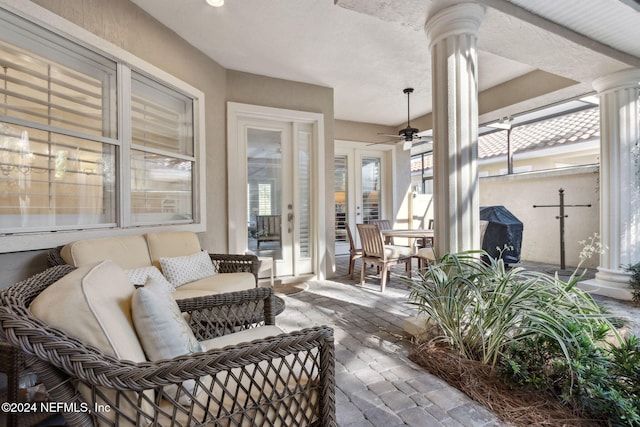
274, 255, 505, 427
272, 254, 640, 426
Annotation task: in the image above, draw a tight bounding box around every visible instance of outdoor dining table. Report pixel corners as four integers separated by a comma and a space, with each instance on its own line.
380, 228, 434, 250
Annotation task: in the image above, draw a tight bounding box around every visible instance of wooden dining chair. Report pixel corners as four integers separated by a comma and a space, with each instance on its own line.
345, 223, 363, 279
417, 246, 436, 270
421, 218, 434, 248
356, 223, 412, 292
370, 219, 394, 244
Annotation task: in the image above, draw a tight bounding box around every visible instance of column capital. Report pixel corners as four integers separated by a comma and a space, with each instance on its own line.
592, 68, 640, 94
425, 2, 485, 48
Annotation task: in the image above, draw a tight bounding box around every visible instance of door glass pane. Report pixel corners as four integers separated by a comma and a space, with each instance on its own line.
298, 130, 311, 258
247, 128, 282, 260
362, 156, 381, 224
334, 155, 348, 242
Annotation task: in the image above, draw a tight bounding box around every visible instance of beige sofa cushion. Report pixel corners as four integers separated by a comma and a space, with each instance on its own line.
60, 235, 152, 269
30, 260, 146, 360
172, 272, 256, 299
146, 231, 202, 270
30, 260, 152, 426
201, 325, 284, 349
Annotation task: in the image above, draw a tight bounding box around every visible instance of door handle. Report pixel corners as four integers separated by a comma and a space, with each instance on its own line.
287, 212, 294, 233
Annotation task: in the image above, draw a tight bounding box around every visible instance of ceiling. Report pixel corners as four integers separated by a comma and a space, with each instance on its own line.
130, 0, 640, 129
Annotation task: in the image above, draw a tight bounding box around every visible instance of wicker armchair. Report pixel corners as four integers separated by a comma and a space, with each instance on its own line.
0, 265, 336, 426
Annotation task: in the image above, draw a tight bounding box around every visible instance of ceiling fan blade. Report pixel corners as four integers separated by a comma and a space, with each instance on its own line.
377, 132, 402, 138
367, 139, 397, 146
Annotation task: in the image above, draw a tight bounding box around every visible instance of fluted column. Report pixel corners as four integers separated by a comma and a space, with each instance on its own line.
425, 3, 485, 256
584, 69, 640, 300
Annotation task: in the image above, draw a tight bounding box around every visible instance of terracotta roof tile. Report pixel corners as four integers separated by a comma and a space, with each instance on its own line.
411, 107, 600, 171
478, 107, 600, 159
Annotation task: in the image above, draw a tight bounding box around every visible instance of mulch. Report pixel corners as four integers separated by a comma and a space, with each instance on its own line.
409, 341, 603, 427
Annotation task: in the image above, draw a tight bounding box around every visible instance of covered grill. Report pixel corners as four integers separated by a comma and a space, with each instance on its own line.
480, 205, 523, 264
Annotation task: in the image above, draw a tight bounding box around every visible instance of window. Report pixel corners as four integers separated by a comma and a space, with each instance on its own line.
130, 72, 194, 225
0, 7, 204, 252
334, 155, 348, 242
361, 157, 381, 223
258, 183, 272, 215
410, 151, 433, 194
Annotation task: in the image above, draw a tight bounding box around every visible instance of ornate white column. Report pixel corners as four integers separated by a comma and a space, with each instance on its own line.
582, 69, 640, 300
425, 3, 485, 256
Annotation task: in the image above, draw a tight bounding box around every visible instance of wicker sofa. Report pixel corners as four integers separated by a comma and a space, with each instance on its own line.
48, 231, 260, 300
0, 262, 336, 426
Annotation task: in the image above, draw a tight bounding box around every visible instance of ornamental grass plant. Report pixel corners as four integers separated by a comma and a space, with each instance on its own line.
407, 243, 640, 426
408, 249, 610, 369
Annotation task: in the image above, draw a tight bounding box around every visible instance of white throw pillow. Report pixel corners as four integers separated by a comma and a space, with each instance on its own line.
159, 250, 216, 288
131, 276, 204, 404
125, 266, 175, 291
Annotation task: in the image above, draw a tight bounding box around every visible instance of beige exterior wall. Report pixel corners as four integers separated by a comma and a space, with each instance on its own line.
412, 166, 600, 268
334, 119, 395, 143
479, 165, 600, 268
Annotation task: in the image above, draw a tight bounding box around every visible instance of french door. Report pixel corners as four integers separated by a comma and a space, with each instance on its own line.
228, 103, 323, 279
334, 143, 390, 254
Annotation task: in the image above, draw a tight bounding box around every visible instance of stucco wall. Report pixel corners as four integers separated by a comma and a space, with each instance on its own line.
334, 119, 395, 142
479, 166, 600, 268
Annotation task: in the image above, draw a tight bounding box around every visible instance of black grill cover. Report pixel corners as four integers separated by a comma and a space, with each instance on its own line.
480, 206, 523, 264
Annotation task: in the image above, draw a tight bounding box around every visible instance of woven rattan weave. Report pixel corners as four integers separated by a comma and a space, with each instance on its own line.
0, 265, 336, 426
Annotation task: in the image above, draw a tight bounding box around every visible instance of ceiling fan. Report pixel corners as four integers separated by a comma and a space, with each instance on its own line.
373, 87, 427, 151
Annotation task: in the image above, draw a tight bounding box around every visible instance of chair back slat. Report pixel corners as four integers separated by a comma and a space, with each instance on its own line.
369, 219, 392, 230
257, 215, 281, 236
369, 219, 394, 244
356, 223, 386, 260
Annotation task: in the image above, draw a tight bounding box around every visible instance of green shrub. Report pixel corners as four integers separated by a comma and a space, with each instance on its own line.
408, 248, 640, 425
624, 262, 640, 303
502, 324, 640, 426
408, 250, 610, 369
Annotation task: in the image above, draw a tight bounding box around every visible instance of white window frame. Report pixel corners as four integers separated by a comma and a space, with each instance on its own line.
0, 1, 206, 253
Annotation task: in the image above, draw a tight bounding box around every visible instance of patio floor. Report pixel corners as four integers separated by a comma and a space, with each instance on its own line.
273, 255, 640, 427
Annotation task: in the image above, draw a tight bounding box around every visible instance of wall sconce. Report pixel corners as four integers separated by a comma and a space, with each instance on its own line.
206, 0, 224, 7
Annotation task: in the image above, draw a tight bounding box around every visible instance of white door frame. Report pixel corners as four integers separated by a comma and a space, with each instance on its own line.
227, 102, 326, 279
